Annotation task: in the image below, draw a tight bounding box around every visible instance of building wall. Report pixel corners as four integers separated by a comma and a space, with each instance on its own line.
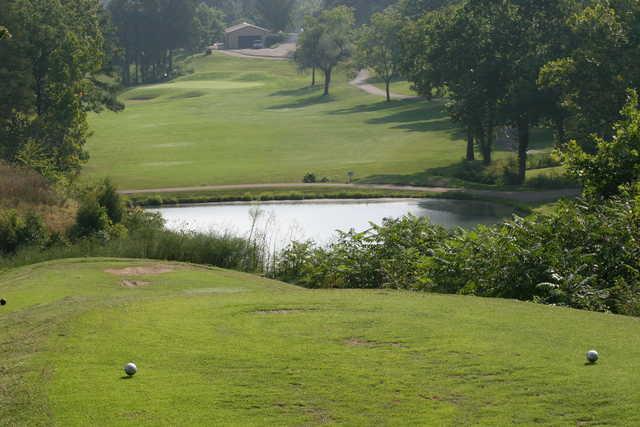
225, 27, 269, 49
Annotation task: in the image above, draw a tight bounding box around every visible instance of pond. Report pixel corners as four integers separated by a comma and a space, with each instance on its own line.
150, 198, 517, 249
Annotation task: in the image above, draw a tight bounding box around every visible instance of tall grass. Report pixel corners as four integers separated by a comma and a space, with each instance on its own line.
0, 228, 270, 274
0, 161, 58, 206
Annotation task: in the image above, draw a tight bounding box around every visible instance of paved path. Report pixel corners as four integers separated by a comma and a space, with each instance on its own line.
350, 70, 419, 100
119, 183, 579, 203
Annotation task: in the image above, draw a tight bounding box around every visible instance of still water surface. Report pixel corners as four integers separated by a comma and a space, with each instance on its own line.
150, 199, 516, 248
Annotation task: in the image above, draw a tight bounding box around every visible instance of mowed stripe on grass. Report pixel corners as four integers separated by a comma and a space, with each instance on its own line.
1, 259, 640, 425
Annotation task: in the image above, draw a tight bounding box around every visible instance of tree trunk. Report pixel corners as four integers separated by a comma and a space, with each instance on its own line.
134, 55, 139, 85
517, 116, 530, 185
311, 66, 316, 86
323, 68, 332, 96
555, 117, 566, 146
484, 109, 495, 165
466, 128, 475, 161
168, 49, 173, 76
385, 80, 391, 102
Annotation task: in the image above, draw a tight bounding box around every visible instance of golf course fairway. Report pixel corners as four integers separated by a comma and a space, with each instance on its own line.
2, 259, 639, 425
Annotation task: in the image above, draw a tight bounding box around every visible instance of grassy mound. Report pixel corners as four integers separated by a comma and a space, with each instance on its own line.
1, 259, 639, 425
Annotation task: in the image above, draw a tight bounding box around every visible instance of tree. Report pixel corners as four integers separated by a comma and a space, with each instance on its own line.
294, 15, 323, 86
314, 6, 355, 96
0, 0, 116, 177
255, 0, 296, 31
401, 2, 507, 164
108, 0, 198, 85
0, 26, 10, 39
496, 0, 578, 183
191, 2, 225, 51
355, 7, 403, 102
563, 90, 640, 199
323, 0, 394, 24
397, 0, 457, 18
539, 1, 640, 148
401, 0, 577, 182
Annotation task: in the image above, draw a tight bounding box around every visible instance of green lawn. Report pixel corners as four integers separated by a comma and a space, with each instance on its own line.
368, 75, 419, 97
84, 53, 474, 190
2, 258, 640, 425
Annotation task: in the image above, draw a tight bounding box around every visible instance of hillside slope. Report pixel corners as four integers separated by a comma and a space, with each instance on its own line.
1, 259, 639, 425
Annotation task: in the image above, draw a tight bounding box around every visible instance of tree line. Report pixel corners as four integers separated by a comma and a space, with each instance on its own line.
296, 0, 640, 184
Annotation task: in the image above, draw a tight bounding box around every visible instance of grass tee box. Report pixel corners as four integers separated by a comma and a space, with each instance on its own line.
2, 259, 640, 425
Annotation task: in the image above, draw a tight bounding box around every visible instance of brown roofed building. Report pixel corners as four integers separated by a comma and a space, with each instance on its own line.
224, 23, 271, 49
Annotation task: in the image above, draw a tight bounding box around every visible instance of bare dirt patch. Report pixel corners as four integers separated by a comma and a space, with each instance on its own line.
105, 265, 177, 276
121, 280, 151, 288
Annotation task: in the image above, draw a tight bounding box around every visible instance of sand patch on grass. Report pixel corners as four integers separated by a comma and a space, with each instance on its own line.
105, 265, 177, 276
121, 280, 151, 288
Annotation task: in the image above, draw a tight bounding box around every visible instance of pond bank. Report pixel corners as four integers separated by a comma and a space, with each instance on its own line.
121, 183, 579, 208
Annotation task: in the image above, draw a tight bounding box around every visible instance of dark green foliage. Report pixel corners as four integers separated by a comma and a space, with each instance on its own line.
323, 0, 395, 24
275, 215, 448, 289
96, 178, 124, 224
72, 195, 111, 239
255, 0, 296, 31
0, 210, 48, 254
274, 193, 640, 315
108, 0, 200, 85
302, 172, 317, 183
0, 0, 114, 177
296, 6, 354, 95
539, 0, 640, 144
191, 3, 226, 51
562, 90, 640, 199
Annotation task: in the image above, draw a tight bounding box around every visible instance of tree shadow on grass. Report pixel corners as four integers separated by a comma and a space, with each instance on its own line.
328, 98, 463, 136
358, 161, 487, 188
268, 94, 335, 110
328, 98, 426, 115
270, 85, 323, 97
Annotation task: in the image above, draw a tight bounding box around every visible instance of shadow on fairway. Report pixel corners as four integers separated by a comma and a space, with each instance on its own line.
120, 376, 134, 380
358, 161, 488, 188
328, 98, 424, 115
268, 94, 335, 110
270, 85, 323, 97
328, 99, 461, 135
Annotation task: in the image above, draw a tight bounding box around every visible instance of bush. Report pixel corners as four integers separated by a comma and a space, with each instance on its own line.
274, 216, 448, 290
303, 173, 317, 183
96, 178, 124, 223
0, 210, 48, 253
273, 192, 640, 316
72, 195, 110, 238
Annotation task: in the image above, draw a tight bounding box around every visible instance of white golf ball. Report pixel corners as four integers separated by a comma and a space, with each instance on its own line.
124, 362, 138, 376
586, 350, 599, 364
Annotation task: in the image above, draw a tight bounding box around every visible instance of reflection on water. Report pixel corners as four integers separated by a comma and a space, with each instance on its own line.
149, 199, 516, 248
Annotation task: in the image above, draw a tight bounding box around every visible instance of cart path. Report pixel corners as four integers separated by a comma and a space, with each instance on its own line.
350, 70, 419, 100
119, 183, 579, 203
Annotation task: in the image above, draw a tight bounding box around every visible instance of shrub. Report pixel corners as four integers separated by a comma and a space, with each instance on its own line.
273, 193, 640, 316
0, 210, 48, 253
96, 178, 124, 223
72, 195, 110, 238
303, 173, 317, 183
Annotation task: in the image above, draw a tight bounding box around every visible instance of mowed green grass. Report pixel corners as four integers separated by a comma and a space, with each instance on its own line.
2, 259, 640, 425
84, 53, 469, 190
